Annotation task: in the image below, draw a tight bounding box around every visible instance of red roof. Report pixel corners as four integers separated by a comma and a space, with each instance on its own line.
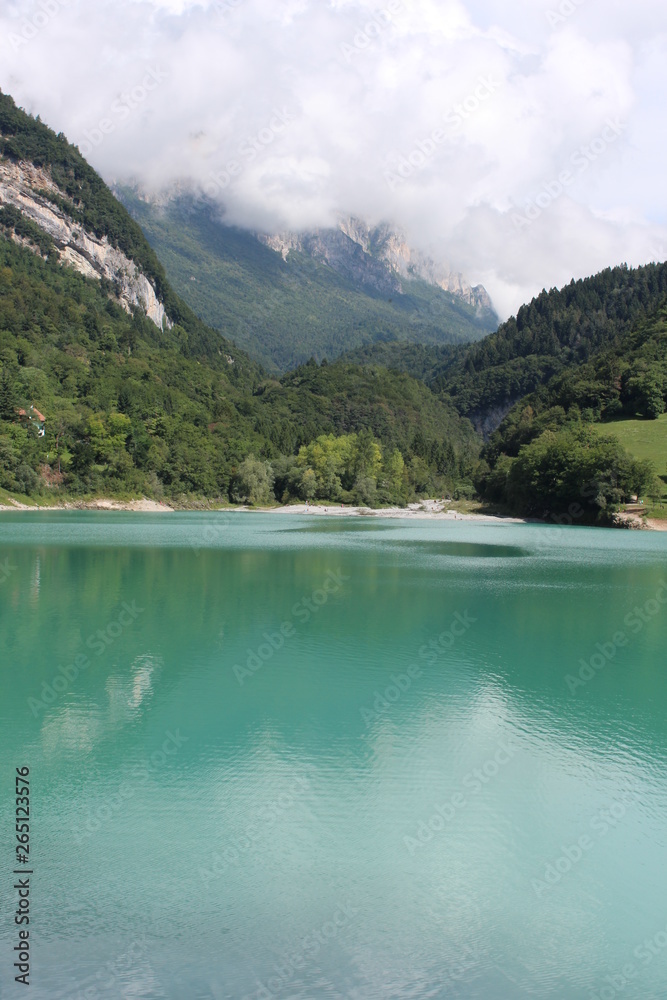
16, 407, 46, 422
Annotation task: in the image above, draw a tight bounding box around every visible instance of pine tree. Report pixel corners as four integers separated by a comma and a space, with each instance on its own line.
0, 371, 18, 421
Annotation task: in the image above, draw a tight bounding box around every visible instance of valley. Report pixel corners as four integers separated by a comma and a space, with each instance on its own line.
0, 89, 665, 526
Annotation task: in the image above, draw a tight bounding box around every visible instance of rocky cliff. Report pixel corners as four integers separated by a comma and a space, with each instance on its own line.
259, 216, 495, 318
0, 158, 170, 329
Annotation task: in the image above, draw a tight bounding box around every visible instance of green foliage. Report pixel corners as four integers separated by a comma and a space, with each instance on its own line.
0, 234, 269, 498
341, 340, 463, 382
232, 454, 275, 505
295, 433, 355, 500
380, 448, 407, 503
624, 374, 665, 419
237, 431, 413, 507
291, 431, 390, 504
483, 309, 667, 461
480, 425, 657, 521
590, 413, 667, 508
0, 204, 54, 255
262, 360, 478, 465
0, 422, 43, 495
0, 367, 18, 420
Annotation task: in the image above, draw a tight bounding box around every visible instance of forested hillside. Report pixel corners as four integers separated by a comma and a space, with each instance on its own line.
119, 190, 496, 372
340, 341, 463, 384
0, 235, 478, 504
336, 265, 667, 521
435, 263, 667, 433
476, 305, 667, 517
0, 236, 264, 498
256, 359, 480, 501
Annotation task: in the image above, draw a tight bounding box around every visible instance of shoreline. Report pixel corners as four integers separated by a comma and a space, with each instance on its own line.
0, 497, 173, 513
1, 495, 665, 528
268, 501, 528, 524
0, 496, 523, 522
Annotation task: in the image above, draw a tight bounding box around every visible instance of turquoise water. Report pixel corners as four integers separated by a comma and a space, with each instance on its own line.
1, 513, 667, 999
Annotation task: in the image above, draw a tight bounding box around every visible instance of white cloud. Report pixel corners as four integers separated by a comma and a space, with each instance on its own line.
1, 0, 666, 316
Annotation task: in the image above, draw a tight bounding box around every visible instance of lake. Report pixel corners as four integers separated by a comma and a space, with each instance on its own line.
1, 512, 666, 999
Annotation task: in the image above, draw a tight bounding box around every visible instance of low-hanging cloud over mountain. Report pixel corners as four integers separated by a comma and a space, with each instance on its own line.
2, 0, 667, 316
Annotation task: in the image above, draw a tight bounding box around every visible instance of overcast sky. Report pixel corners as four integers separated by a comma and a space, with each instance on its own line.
2, 0, 667, 316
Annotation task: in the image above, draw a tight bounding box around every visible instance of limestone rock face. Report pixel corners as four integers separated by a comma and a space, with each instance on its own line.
258, 215, 495, 316
0, 158, 170, 329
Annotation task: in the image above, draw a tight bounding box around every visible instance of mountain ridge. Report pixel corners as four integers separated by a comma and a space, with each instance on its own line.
117, 189, 498, 371
258, 215, 494, 315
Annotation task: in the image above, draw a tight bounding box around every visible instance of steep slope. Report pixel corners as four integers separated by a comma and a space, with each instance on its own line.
0, 158, 168, 328
117, 191, 497, 372
0, 91, 259, 372
259, 216, 494, 313
0, 235, 270, 498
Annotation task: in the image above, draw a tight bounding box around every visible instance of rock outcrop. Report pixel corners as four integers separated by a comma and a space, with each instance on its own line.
259, 216, 495, 317
0, 158, 170, 329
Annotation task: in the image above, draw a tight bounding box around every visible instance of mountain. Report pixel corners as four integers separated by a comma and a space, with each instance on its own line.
116, 189, 497, 372
258, 216, 494, 312
0, 91, 481, 505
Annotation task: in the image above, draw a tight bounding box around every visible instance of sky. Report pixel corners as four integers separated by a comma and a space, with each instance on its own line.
1, 0, 667, 317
